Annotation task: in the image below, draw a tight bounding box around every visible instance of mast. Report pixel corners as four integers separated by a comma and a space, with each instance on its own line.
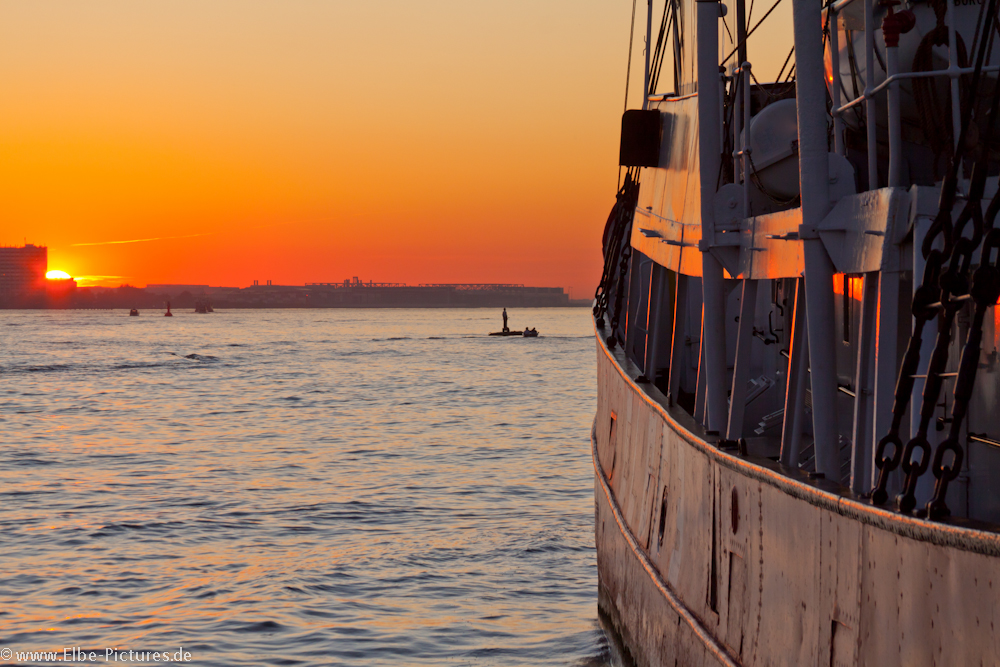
696, 0, 729, 432
792, 0, 841, 477
736, 0, 748, 68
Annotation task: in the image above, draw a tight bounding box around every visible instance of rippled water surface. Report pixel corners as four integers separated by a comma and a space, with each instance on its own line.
0, 308, 607, 666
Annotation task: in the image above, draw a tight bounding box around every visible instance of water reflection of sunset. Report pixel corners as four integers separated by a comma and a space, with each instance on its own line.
0, 309, 598, 665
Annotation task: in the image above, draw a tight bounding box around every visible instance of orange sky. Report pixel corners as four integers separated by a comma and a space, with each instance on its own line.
0, 1, 793, 297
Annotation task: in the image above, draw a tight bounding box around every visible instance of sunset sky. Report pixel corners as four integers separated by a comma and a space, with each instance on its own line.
0, 1, 793, 296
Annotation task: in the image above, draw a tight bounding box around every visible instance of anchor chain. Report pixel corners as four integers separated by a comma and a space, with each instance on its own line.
895, 190, 982, 511
871, 241, 945, 504
873, 0, 999, 507
924, 65, 1000, 518
926, 229, 1000, 518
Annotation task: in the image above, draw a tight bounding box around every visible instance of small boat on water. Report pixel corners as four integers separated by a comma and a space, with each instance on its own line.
194, 301, 214, 313
129, 308, 139, 316
491, 309, 537, 336
489, 328, 539, 337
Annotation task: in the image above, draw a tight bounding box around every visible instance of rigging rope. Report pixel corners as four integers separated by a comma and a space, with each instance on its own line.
624, 0, 638, 114
649, 0, 675, 96
775, 46, 795, 85
721, 0, 786, 66
721, 12, 735, 47
619, 0, 639, 189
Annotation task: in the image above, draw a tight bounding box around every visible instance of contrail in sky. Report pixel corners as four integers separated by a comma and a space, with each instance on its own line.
72, 232, 210, 247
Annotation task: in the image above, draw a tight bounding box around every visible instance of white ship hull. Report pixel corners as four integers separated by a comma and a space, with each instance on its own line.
594, 328, 1000, 667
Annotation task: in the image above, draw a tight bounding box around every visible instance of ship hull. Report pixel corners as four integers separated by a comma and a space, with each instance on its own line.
595, 460, 735, 667
594, 325, 1000, 667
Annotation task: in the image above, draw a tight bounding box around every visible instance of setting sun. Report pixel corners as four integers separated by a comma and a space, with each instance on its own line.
46, 270, 71, 280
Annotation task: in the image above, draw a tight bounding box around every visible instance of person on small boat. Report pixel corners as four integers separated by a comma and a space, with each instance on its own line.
524, 327, 530, 335
502, 308, 509, 332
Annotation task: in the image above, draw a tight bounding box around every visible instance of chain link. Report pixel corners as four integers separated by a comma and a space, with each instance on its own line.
872, 249, 944, 504
897, 41, 1000, 513
896, 256, 962, 512
895, 198, 984, 512
926, 228, 1000, 517
874, 0, 1000, 508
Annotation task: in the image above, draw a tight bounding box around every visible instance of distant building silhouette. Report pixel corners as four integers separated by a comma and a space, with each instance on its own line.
145, 284, 212, 297
1, 276, 585, 309
0, 244, 47, 299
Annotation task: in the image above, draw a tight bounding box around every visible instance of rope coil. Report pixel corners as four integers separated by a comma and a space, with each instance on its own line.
594, 169, 641, 347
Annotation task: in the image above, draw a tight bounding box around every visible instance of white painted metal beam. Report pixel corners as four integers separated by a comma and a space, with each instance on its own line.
696, 0, 729, 432
793, 0, 842, 477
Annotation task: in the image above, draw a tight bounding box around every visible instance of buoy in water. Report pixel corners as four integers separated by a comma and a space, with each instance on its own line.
165, 302, 173, 317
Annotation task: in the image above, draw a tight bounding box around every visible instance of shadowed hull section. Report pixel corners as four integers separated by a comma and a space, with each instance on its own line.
595, 473, 734, 667
594, 328, 1000, 667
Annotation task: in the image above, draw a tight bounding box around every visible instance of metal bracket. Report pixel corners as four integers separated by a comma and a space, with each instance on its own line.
817, 187, 907, 274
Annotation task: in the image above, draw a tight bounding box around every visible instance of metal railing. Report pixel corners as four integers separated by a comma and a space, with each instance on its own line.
827, 0, 973, 188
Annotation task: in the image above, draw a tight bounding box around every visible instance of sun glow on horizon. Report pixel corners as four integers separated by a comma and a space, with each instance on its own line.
0, 0, 703, 296
46, 270, 72, 280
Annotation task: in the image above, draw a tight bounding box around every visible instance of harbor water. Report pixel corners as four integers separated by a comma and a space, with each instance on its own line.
0, 308, 608, 666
